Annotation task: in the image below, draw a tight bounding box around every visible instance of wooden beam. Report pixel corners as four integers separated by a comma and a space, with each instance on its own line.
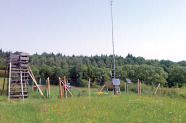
100, 85, 105, 92
66, 87, 74, 97
28, 71, 45, 98
28, 65, 36, 82
36, 81, 39, 92
154, 83, 160, 95
37, 78, 41, 92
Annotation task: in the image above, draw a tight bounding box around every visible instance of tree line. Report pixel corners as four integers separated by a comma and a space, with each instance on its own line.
0, 49, 186, 87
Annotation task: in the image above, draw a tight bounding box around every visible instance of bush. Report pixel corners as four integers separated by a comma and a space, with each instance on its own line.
179, 90, 186, 98
161, 88, 186, 99
161, 88, 177, 97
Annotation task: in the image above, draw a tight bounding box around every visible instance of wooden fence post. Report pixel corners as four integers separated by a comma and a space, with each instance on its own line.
59, 77, 62, 98
62, 77, 64, 98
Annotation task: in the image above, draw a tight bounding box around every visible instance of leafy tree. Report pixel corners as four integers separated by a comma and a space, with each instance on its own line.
30, 65, 40, 79
39, 64, 54, 79
168, 66, 186, 87
87, 66, 94, 79
102, 73, 111, 83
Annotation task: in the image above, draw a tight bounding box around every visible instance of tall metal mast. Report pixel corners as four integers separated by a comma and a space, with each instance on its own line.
110, 0, 120, 95
110, 0, 115, 79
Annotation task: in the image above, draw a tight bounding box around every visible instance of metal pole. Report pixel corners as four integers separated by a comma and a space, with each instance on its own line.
110, 0, 118, 95
8, 63, 11, 101
110, 0, 115, 79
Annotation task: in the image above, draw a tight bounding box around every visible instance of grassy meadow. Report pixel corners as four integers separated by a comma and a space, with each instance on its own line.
0, 78, 186, 123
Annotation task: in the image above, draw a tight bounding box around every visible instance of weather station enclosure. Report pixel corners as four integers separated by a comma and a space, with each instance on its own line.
112, 79, 120, 94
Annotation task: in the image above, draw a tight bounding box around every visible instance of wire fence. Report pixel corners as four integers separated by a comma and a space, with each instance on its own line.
1, 77, 185, 98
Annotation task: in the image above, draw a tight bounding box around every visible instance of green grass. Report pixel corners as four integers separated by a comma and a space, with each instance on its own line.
0, 86, 185, 123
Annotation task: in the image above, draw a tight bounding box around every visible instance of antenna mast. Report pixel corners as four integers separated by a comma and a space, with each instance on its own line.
110, 0, 115, 79
110, 0, 120, 95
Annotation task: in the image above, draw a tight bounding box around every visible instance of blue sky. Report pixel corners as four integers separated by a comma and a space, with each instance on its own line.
0, 0, 186, 62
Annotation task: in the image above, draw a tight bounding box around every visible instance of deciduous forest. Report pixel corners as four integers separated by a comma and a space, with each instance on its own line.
0, 49, 186, 87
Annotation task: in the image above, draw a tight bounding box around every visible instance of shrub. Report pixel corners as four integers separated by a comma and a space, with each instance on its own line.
161, 88, 186, 99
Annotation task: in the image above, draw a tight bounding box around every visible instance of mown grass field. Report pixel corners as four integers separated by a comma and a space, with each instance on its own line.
0, 78, 186, 123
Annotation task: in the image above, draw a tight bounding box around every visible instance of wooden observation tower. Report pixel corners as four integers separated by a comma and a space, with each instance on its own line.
8, 53, 29, 100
